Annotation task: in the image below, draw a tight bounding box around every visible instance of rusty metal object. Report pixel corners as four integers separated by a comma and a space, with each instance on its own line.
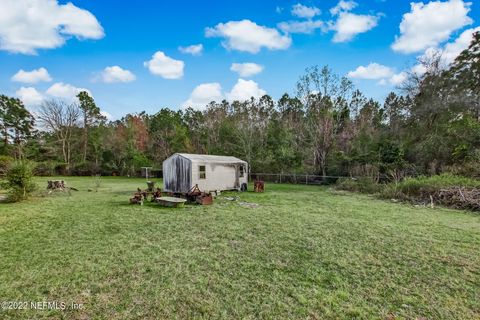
130, 191, 143, 205
187, 184, 202, 196
187, 184, 214, 205
146, 181, 155, 192
151, 188, 162, 202
196, 193, 213, 205
254, 180, 265, 193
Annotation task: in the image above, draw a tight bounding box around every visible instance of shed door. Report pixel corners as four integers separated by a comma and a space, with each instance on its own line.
174, 157, 191, 192
164, 156, 191, 193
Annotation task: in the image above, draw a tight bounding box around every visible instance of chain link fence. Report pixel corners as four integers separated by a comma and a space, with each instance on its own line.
249, 173, 345, 185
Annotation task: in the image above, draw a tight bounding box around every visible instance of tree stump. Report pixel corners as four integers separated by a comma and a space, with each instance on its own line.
47, 180, 65, 190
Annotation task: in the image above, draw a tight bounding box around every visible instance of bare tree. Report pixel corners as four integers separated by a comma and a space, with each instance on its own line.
400, 49, 445, 97
37, 100, 80, 170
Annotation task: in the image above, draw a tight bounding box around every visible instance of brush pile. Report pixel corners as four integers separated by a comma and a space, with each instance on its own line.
437, 187, 480, 211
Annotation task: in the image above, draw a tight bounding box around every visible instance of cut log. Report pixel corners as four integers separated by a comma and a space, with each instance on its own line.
47, 180, 65, 190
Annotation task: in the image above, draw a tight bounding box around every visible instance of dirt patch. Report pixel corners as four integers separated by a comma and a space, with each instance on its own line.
239, 201, 260, 209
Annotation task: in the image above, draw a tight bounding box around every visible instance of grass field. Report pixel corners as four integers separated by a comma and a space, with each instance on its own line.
0, 177, 479, 319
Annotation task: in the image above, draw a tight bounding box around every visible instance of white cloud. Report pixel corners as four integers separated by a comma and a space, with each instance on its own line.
226, 79, 266, 102
331, 12, 379, 42
291, 4, 321, 19
230, 63, 264, 77
183, 79, 268, 109
330, 0, 358, 15
100, 66, 136, 83
392, 0, 473, 54
15, 87, 44, 106
100, 110, 113, 121
389, 72, 408, 86
348, 63, 394, 79
182, 83, 224, 110
179, 44, 203, 56
144, 51, 184, 79
11, 67, 52, 84
205, 20, 291, 53
411, 63, 428, 76
46, 82, 90, 101
411, 27, 480, 75
278, 20, 325, 34
0, 0, 104, 54
442, 26, 480, 64
348, 62, 413, 86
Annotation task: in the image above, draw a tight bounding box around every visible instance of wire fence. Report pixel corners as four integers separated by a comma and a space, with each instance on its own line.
249, 173, 347, 185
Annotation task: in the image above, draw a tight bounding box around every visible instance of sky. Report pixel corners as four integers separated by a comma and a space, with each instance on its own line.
0, 0, 479, 119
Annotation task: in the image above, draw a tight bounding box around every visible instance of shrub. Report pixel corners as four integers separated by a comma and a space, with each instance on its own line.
2, 161, 37, 202
335, 177, 382, 194
71, 162, 94, 176
349, 164, 380, 182
443, 161, 480, 179
0, 155, 14, 177
34, 161, 56, 176
54, 163, 68, 175
93, 175, 101, 192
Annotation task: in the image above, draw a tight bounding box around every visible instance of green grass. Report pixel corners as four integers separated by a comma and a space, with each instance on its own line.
0, 177, 479, 319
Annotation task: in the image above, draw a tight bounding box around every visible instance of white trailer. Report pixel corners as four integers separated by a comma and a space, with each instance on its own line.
162, 153, 248, 193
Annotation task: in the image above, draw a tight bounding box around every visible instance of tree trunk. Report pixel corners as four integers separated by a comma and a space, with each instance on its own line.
67, 140, 72, 173
83, 110, 88, 162
61, 138, 67, 165
3, 126, 7, 147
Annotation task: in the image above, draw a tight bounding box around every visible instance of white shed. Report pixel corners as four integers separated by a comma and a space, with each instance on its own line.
162, 153, 248, 193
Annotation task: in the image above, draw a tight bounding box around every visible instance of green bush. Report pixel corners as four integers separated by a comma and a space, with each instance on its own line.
34, 161, 56, 176
2, 161, 37, 202
443, 161, 480, 179
54, 163, 68, 175
335, 177, 382, 194
71, 162, 94, 176
0, 155, 14, 176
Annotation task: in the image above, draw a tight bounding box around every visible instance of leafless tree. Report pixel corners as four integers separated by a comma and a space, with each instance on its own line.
400, 49, 445, 97
37, 100, 80, 170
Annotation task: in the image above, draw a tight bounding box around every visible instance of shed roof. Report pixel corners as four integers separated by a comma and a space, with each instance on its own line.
174, 153, 247, 164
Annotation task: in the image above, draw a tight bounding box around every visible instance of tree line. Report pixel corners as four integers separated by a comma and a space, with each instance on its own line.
1, 32, 479, 180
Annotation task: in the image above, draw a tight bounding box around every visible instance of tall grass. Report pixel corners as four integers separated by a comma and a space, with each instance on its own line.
381, 174, 480, 199
335, 174, 480, 210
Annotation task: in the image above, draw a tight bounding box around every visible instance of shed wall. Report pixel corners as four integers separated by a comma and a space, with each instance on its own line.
191, 161, 248, 192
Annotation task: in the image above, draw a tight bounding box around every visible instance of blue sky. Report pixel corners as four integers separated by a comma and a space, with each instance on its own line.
0, 0, 479, 119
